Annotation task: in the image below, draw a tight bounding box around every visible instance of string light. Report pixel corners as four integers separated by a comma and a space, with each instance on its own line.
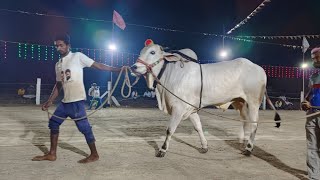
121, 53, 124, 66
45, 46, 48, 61
31, 44, 34, 59
116, 52, 119, 66
38, 45, 41, 60
4, 41, 7, 59
51, 46, 54, 61
24, 43, 27, 59
18, 43, 21, 58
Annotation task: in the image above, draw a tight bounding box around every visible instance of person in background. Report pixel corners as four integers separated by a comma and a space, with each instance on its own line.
301, 46, 320, 179
88, 83, 102, 110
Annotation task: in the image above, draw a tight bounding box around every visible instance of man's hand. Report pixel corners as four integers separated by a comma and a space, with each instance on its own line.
42, 101, 53, 111
301, 101, 311, 111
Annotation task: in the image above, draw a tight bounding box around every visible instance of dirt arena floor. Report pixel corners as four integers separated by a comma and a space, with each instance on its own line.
0, 105, 310, 180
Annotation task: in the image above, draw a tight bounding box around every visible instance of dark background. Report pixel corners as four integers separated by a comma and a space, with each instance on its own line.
0, 0, 319, 95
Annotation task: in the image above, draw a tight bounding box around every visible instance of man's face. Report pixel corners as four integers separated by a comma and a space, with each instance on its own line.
312, 51, 320, 68
54, 40, 70, 56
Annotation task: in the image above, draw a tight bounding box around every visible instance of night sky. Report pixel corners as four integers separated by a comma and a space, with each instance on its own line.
0, 0, 319, 86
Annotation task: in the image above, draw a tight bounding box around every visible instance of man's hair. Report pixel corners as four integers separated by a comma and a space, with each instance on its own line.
54, 34, 71, 45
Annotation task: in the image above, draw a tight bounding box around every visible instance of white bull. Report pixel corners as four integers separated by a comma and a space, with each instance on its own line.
131, 42, 280, 157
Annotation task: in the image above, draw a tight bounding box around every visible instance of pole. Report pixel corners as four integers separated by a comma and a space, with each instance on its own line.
108, 15, 115, 106
302, 52, 305, 98
111, 20, 114, 86
36, 78, 41, 105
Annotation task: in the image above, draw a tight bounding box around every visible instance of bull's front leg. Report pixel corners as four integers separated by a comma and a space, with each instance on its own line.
156, 111, 183, 158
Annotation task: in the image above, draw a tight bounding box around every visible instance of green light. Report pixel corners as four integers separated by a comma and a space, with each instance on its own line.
51, 46, 54, 61
45, 46, 48, 61
23, 44, 26, 59
31, 45, 34, 59
38, 45, 41, 60
18, 43, 21, 58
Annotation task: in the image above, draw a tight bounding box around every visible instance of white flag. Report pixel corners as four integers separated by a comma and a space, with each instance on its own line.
302, 36, 310, 53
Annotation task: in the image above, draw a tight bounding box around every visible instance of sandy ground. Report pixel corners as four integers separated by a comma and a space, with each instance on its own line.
0, 105, 310, 180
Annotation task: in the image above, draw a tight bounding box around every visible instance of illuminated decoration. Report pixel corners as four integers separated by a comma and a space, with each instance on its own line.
37, 45, 41, 61
127, 54, 130, 65
51, 46, 54, 61
121, 53, 124, 66
4, 41, 7, 59
260, 65, 320, 79
116, 52, 119, 66
99, 49, 102, 62
93, 49, 96, 60
18, 43, 21, 58
236, 34, 320, 40
24, 43, 27, 59
31, 44, 34, 59
44, 46, 48, 61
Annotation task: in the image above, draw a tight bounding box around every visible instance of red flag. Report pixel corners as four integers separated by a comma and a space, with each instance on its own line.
113, 10, 126, 30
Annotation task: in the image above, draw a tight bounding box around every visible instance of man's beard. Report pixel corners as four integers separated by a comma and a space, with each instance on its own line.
313, 62, 320, 68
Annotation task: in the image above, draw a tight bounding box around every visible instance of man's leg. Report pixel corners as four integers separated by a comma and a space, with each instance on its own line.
96, 98, 102, 109
72, 101, 99, 163
88, 97, 94, 110
305, 116, 320, 179
32, 103, 66, 161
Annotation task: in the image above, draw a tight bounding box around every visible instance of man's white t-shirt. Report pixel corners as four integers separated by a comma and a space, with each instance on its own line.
55, 52, 94, 103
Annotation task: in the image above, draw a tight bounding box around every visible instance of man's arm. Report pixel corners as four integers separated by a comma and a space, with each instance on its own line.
48, 82, 62, 102
91, 62, 121, 72
42, 81, 62, 111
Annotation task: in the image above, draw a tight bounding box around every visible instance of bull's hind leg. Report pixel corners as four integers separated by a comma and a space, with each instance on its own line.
232, 100, 248, 144
189, 113, 208, 153
156, 110, 183, 158
242, 103, 260, 156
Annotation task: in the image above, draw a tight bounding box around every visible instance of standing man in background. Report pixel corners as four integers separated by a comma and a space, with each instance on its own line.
301, 46, 320, 179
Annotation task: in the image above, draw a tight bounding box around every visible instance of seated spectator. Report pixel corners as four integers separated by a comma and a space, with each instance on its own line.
23, 85, 36, 99
18, 87, 26, 103
88, 83, 102, 110
131, 90, 138, 99
143, 90, 151, 98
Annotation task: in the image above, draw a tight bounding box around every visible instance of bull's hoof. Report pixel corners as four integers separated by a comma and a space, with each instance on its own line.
156, 151, 166, 158
241, 150, 252, 156
199, 148, 208, 154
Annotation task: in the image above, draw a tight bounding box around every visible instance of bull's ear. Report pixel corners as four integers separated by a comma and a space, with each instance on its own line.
163, 52, 181, 62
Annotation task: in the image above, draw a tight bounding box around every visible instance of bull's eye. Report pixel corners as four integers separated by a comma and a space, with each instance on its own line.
150, 51, 155, 55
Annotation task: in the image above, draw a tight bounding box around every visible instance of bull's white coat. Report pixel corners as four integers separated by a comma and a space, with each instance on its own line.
132, 44, 268, 157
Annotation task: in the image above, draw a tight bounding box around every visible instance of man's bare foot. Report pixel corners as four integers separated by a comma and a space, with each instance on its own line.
78, 154, 99, 163
32, 154, 56, 161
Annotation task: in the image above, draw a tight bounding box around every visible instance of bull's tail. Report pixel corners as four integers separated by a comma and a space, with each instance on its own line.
264, 92, 281, 128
